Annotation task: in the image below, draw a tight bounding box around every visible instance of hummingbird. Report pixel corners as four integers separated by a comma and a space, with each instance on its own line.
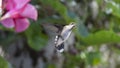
54, 23, 75, 52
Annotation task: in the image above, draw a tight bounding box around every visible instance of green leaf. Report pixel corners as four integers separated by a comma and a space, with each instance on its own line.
82, 30, 120, 45
76, 18, 89, 37
96, 0, 103, 5
114, 0, 120, 3
40, 0, 74, 23
86, 52, 101, 66
0, 56, 9, 68
47, 64, 56, 68
106, 1, 120, 18
25, 23, 48, 51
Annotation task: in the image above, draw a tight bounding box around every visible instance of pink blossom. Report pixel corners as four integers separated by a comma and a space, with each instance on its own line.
0, 0, 38, 32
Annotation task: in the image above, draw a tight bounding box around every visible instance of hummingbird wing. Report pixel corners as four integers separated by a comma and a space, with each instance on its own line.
41, 23, 59, 34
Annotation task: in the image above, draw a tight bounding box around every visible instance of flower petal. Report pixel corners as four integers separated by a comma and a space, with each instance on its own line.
1, 18, 15, 28
0, 9, 21, 21
6, 0, 30, 10
14, 0, 30, 9
5, 0, 15, 10
15, 18, 30, 32
20, 4, 38, 20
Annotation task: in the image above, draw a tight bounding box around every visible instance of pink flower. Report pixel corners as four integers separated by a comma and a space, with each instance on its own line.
0, 0, 37, 32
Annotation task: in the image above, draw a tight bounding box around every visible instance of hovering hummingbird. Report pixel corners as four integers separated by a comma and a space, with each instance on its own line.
41, 22, 75, 53
54, 23, 75, 53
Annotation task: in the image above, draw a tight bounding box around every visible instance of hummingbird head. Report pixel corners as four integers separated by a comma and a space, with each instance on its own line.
64, 23, 75, 30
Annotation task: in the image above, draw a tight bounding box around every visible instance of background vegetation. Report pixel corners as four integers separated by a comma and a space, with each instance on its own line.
0, 0, 120, 68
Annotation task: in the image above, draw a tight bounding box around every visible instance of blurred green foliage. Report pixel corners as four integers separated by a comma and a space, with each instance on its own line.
25, 22, 48, 51
0, 56, 9, 68
82, 30, 120, 45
